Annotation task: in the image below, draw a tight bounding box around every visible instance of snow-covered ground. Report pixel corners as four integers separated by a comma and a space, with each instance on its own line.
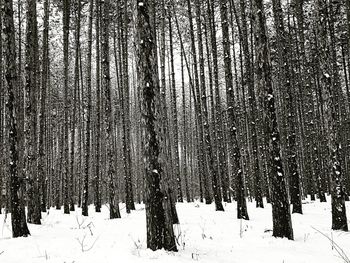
0, 198, 349, 263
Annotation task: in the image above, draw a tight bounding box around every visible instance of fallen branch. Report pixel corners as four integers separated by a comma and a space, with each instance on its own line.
76, 234, 99, 252
311, 227, 350, 263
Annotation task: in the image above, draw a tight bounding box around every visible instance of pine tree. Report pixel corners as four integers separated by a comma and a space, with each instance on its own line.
102, 0, 121, 220
136, 0, 177, 252
63, 0, 70, 215
121, 0, 135, 213
253, 0, 293, 240
82, 0, 93, 217
94, 0, 102, 213
38, 0, 50, 213
219, 0, 249, 219
3, 0, 31, 238
25, 0, 41, 225
271, 0, 302, 214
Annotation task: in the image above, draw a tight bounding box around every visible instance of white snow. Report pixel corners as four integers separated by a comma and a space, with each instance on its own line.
0, 197, 349, 263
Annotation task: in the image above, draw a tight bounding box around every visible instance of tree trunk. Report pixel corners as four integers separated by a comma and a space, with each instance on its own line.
121, 0, 135, 213
186, 0, 212, 204
272, 0, 302, 214
253, 0, 293, 240
195, 0, 224, 211
25, 0, 41, 224
38, 0, 50, 213
0, 3, 3, 214
94, 0, 102, 213
102, 0, 121, 220
238, 0, 263, 208
168, 11, 183, 203
136, 0, 177, 252
180, 47, 191, 202
3, 0, 30, 237
317, 0, 348, 231
207, 0, 230, 203
63, 0, 70, 215
219, 0, 249, 219
82, 0, 92, 217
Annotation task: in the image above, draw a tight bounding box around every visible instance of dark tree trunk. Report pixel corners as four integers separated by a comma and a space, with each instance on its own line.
238, 0, 263, 208
63, 0, 70, 215
25, 0, 41, 224
0, 3, 3, 215
136, 0, 177, 252
168, 11, 183, 203
318, 0, 348, 231
38, 0, 50, 213
207, 0, 230, 204
186, 0, 212, 204
253, 0, 293, 240
121, 0, 135, 213
180, 47, 191, 202
69, 0, 80, 213
94, 0, 102, 213
82, 0, 93, 217
219, 0, 249, 219
272, 0, 302, 214
101, 0, 121, 220
3, 0, 30, 237
195, 0, 224, 211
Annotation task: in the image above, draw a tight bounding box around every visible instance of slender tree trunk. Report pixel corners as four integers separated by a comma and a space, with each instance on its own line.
63, 0, 70, 214
238, 0, 263, 208
318, 0, 348, 231
82, 0, 93, 217
180, 47, 191, 202
207, 0, 230, 203
219, 0, 249, 219
253, 0, 293, 239
136, 0, 177, 252
0, 3, 3, 214
195, 0, 224, 211
69, 0, 80, 212
160, 1, 180, 224
38, 0, 50, 213
94, 0, 102, 213
3, 0, 30, 237
25, 0, 41, 224
102, 0, 121, 219
121, 0, 135, 213
168, 11, 183, 203
186, 0, 212, 204
272, 0, 302, 214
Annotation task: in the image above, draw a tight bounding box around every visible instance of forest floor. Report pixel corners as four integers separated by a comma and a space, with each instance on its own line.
0, 197, 350, 263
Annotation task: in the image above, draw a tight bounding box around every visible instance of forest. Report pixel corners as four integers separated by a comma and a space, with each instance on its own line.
0, 0, 349, 262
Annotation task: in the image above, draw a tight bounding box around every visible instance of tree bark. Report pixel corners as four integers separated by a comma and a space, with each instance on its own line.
168, 11, 183, 203
272, 0, 302, 213
82, 0, 92, 217
3, 0, 31, 237
102, 0, 121, 220
63, 0, 70, 215
195, 0, 224, 211
220, 0, 249, 219
136, 0, 177, 252
121, 0, 135, 213
25, 0, 41, 224
253, 0, 293, 239
186, 0, 212, 204
38, 0, 50, 213
94, 0, 102, 213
